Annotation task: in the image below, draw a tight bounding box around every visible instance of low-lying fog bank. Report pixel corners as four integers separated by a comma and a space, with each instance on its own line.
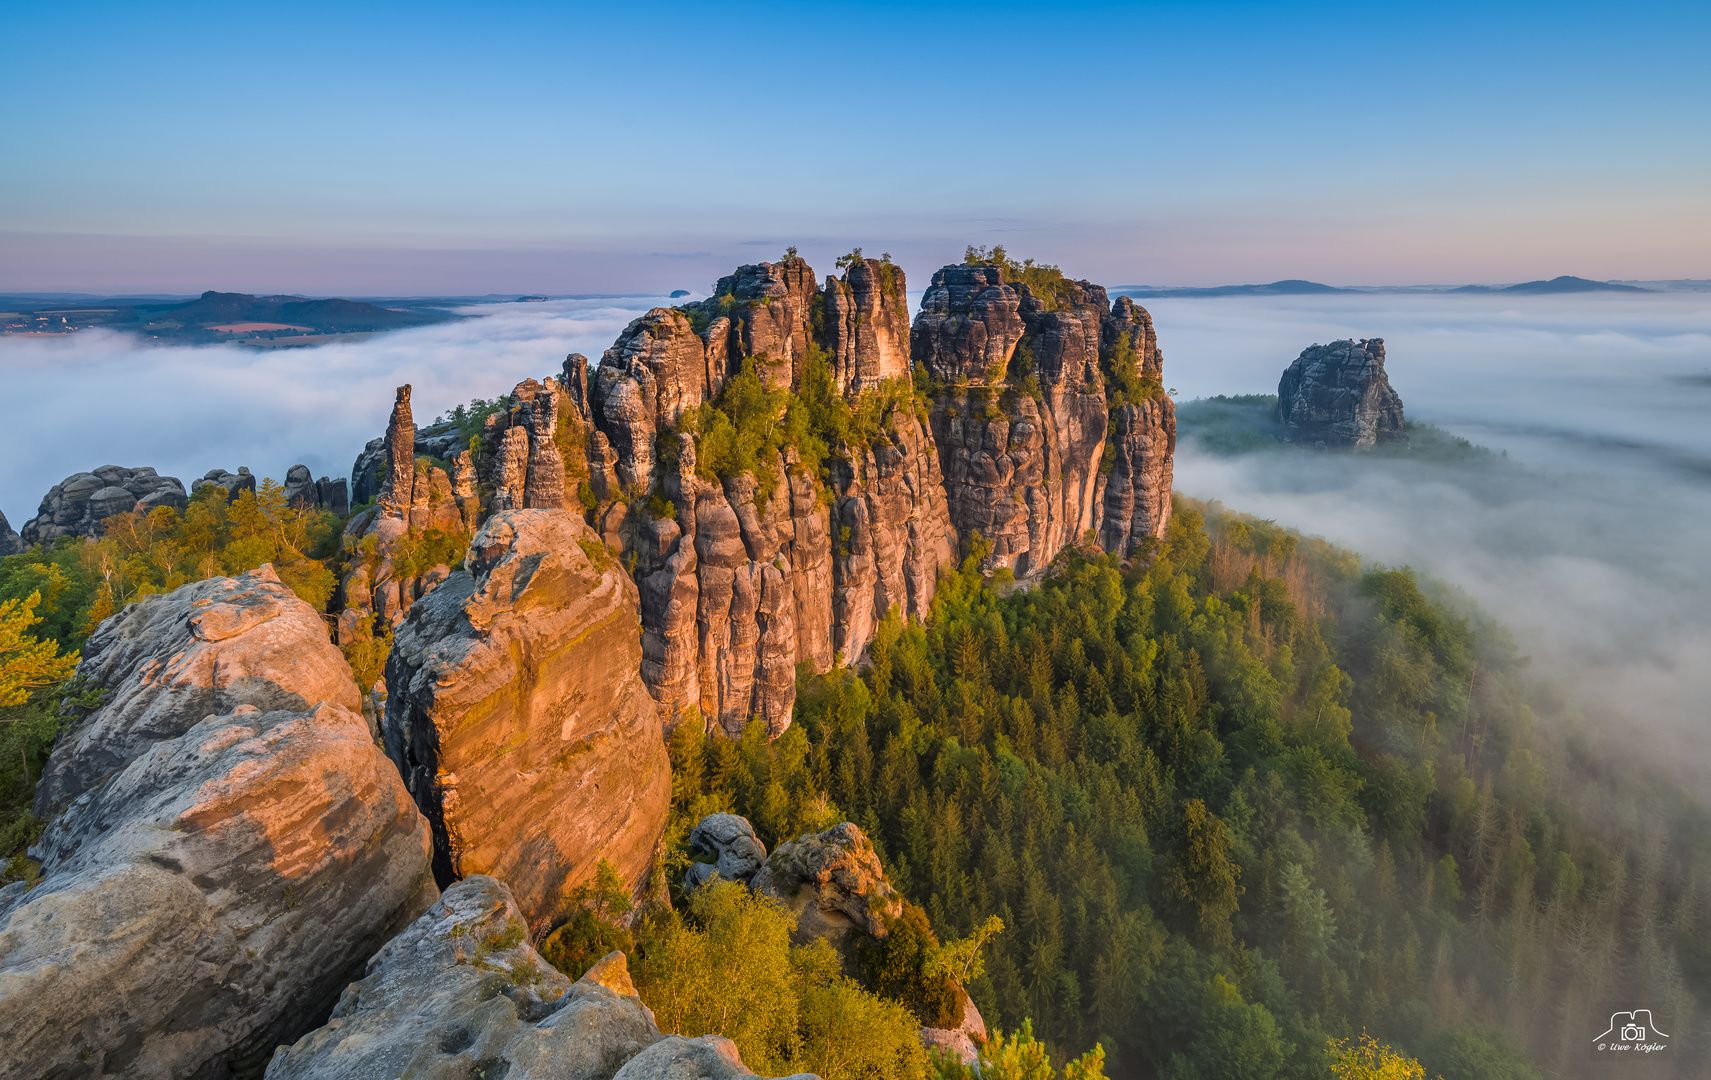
0, 296, 672, 521
3, 289, 1705, 788
1156, 291, 1711, 792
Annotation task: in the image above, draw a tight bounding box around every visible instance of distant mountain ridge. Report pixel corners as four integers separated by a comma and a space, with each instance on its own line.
1118, 279, 1346, 298
1449, 275, 1651, 294
1, 289, 457, 343
133, 290, 450, 330
1117, 274, 1656, 298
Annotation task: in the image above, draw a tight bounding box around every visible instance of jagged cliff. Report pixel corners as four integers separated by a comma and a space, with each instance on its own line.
348, 250, 1174, 740
916, 265, 1175, 576
571, 255, 955, 735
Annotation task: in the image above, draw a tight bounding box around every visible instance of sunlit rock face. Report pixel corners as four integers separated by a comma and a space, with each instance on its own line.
918, 265, 1175, 576
383, 508, 670, 934
35, 564, 363, 818
1276, 337, 1406, 448
1, 701, 436, 1080
565, 255, 1176, 731
575, 255, 955, 734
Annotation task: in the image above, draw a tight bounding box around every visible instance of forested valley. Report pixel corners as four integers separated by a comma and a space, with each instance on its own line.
661, 497, 1711, 1079
4, 479, 1709, 1079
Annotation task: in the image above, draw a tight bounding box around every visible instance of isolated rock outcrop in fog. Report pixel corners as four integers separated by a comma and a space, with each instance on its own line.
265, 875, 813, 1080
1276, 337, 1406, 448
0, 703, 435, 1078
34, 564, 363, 817
383, 508, 669, 933
18, 464, 189, 547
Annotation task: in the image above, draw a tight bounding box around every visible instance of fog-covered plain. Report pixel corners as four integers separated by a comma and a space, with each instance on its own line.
1151, 291, 1711, 789
0, 296, 674, 522
2, 289, 1706, 784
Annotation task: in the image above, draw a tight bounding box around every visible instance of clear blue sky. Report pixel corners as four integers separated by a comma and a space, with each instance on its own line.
3, 0, 1706, 294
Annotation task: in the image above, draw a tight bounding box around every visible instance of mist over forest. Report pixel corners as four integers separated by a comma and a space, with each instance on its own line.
1148, 292, 1711, 798
4, 286, 1709, 1078
7, 290, 1705, 783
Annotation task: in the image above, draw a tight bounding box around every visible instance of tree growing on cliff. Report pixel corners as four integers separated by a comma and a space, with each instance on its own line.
538, 858, 634, 980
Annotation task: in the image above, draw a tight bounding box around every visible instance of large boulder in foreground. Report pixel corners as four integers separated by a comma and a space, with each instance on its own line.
266, 875, 814, 1080
35, 565, 363, 817
385, 509, 670, 933
0, 702, 437, 1080
1276, 337, 1406, 448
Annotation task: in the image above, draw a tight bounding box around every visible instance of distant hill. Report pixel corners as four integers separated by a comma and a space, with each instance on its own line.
131, 291, 452, 331
2, 290, 457, 343
1118, 279, 1346, 298
1450, 275, 1651, 295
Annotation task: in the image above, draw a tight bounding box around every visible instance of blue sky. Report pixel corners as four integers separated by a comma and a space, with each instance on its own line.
3, 0, 1706, 294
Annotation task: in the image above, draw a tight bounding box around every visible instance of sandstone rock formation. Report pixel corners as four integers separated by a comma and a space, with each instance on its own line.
577, 256, 958, 732
684, 812, 769, 892
823, 255, 912, 392
384, 509, 669, 932
0, 701, 437, 1080
17, 465, 188, 546
751, 822, 905, 949
336, 385, 480, 645
910, 263, 1025, 384
0, 511, 19, 557
265, 876, 812, 1080
1276, 337, 1406, 448
753, 822, 987, 1065
193, 465, 259, 501
918, 265, 1175, 573
345, 252, 1174, 740
284, 464, 348, 515
35, 565, 363, 817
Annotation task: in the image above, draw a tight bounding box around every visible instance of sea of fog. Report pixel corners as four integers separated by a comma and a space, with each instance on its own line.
2, 290, 1707, 785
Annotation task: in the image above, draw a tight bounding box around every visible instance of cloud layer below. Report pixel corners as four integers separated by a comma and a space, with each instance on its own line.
0, 297, 670, 525
3, 289, 1705, 787
1156, 292, 1711, 790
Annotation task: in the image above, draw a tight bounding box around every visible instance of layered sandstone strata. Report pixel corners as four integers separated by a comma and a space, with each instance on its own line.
917, 264, 1175, 574
35, 565, 363, 817
5, 574, 434, 1080
337, 384, 480, 645
577, 256, 953, 734
383, 509, 669, 932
